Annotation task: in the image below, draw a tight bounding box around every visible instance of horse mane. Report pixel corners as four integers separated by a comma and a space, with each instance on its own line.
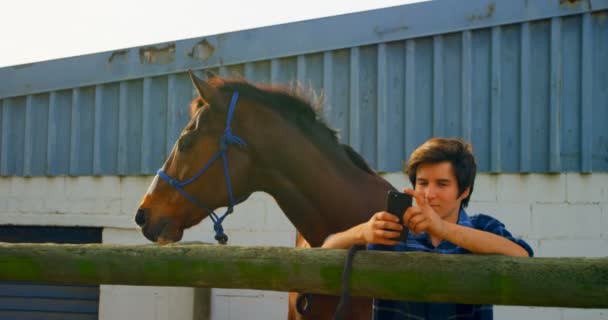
341, 144, 374, 174
210, 77, 375, 175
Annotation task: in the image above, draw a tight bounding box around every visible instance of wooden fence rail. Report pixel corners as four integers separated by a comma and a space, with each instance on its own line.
0, 243, 606, 308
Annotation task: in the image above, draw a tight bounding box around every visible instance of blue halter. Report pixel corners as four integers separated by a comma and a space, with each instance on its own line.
157, 92, 246, 244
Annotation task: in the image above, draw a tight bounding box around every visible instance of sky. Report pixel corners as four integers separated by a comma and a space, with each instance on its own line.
0, 0, 424, 68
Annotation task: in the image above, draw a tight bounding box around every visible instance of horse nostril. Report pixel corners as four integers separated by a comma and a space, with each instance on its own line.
135, 208, 148, 226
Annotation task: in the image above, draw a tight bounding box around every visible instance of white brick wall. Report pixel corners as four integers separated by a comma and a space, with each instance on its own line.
1, 173, 606, 320
496, 174, 567, 203
531, 204, 602, 239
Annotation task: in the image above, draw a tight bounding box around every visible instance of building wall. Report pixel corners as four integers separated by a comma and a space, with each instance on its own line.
2, 2, 607, 177
1, 172, 606, 319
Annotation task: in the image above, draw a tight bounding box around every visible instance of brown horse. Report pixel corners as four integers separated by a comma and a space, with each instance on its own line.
136, 71, 395, 319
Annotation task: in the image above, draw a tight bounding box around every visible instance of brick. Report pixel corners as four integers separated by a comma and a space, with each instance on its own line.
182, 219, 297, 246
497, 174, 566, 203
99, 286, 158, 320
382, 172, 411, 190
562, 308, 608, 320
97, 198, 122, 215
65, 176, 101, 198
9, 177, 26, 196
223, 230, 296, 247
536, 239, 608, 257
20, 177, 45, 197
603, 205, 608, 239
471, 174, 498, 202
222, 197, 267, 231
65, 198, 121, 215
566, 173, 608, 203
213, 288, 267, 297
494, 306, 562, 320
527, 239, 541, 256
18, 197, 46, 213
8, 180, 46, 212
41, 177, 67, 210
103, 228, 148, 245
0, 177, 10, 196
181, 218, 216, 243
209, 293, 230, 320
120, 176, 152, 215
531, 204, 602, 239
65, 177, 122, 203
225, 293, 288, 320
100, 285, 195, 320
467, 202, 532, 237
262, 195, 298, 232
62, 198, 96, 214
0, 212, 132, 228
63, 178, 121, 214
0, 179, 9, 211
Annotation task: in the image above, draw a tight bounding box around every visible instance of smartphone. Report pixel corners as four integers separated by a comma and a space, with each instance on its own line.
385, 190, 413, 241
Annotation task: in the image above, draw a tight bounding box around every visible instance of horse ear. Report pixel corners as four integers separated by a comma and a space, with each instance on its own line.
188, 70, 220, 106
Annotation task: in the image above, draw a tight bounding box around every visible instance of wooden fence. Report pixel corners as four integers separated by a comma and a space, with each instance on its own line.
0, 243, 606, 308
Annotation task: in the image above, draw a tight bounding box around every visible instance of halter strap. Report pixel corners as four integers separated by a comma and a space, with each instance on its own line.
157, 91, 246, 244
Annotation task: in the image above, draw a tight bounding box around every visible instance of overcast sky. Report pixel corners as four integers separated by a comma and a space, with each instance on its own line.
0, 0, 424, 68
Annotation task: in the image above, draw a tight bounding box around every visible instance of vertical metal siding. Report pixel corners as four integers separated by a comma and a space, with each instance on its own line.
519, 22, 532, 172
404, 40, 417, 158
414, 38, 434, 153
141, 77, 168, 174
561, 16, 582, 171
499, 25, 520, 173
69, 87, 95, 175
348, 47, 361, 153
592, 12, 608, 171
580, 13, 593, 173
0, 3, 607, 176
470, 29, 491, 171
327, 49, 350, 142
530, 21, 551, 172
47, 90, 72, 175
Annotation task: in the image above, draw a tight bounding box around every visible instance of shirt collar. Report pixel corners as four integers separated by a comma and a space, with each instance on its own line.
457, 208, 473, 228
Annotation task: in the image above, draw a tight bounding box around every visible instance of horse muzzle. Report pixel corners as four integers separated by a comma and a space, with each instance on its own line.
135, 208, 183, 244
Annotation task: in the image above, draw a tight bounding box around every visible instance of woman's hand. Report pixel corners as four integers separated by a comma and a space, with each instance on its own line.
359, 211, 404, 246
402, 188, 447, 238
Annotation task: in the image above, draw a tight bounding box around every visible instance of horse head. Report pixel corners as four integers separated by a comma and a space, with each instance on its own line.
136, 71, 253, 244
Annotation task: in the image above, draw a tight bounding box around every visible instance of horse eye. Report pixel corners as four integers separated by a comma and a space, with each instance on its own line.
178, 134, 195, 152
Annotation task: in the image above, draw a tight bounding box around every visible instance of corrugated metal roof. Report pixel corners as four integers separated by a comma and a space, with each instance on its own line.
0, 0, 607, 176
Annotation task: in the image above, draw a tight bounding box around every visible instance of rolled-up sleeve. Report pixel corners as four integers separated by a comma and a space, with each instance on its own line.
472, 214, 534, 257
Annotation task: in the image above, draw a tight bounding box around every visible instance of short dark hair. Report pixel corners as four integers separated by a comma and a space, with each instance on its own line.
404, 138, 477, 208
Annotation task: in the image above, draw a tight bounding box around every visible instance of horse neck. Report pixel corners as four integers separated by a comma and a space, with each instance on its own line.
267, 170, 393, 247
244, 109, 394, 247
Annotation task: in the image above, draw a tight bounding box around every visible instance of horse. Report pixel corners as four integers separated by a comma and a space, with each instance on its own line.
135, 70, 395, 320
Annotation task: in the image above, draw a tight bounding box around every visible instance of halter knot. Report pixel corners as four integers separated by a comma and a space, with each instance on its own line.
167, 178, 180, 188
158, 170, 181, 188
221, 128, 246, 151
213, 220, 228, 245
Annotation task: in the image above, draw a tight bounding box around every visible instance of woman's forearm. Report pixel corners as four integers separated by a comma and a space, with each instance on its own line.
442, 222, 529, 257
321, 224, 365, 249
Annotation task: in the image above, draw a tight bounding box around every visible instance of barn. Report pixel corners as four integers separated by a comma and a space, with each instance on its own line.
1, 0, 607, 319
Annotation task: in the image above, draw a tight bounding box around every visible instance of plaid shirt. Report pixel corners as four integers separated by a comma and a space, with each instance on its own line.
368, 209, 534, 320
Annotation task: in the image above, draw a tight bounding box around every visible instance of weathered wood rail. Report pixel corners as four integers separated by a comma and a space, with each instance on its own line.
0, 243, 606, 308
